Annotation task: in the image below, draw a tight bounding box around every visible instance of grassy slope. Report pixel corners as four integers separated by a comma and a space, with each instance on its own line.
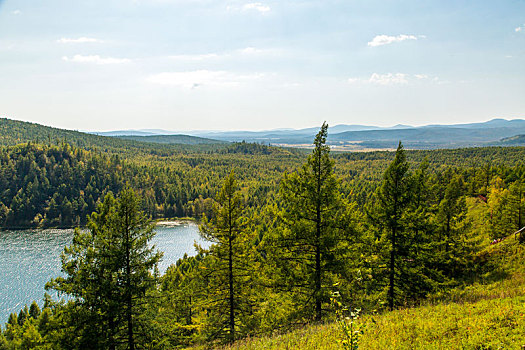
194, 237, 525, 350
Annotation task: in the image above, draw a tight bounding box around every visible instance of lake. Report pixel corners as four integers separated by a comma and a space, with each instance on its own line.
0, 221, 208, 322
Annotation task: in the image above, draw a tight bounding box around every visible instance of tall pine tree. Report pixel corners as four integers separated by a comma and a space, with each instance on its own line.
268, 122, 359, 322
197, 171, 255, 343
376, 142, 413, 310
47, 188, 162, 349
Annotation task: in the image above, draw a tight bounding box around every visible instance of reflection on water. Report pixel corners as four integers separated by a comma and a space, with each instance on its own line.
0, 222, 208, 322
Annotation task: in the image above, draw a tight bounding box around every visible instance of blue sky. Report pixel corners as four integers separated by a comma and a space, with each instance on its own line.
0, 0, 524, 131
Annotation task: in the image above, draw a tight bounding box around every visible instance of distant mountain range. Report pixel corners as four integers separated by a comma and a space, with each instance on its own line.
93, 123, 414, 137
95, 118, 525, 150
116, 134, 228, 145
4, 117, 525, 151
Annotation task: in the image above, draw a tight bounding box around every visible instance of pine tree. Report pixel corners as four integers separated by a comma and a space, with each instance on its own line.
268, 122, 359, 322
197, 171, 254, 343
159, 253, 203, 346
47, 188, 162, 349
486, 177, 515, 239
434, 174, 472, 278
28, 301, 41, 320
376, 142, 413, 310
400, 160, 444, 301
508, 180, 524, 232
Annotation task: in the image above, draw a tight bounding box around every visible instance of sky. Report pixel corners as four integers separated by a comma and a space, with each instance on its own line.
0, 0, 524, 132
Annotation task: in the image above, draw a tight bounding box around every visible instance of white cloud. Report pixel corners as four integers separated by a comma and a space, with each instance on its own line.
239, 47, 264, 55
238, 47, 270, 55
147, 70, 264, 89
367, 34, 423, 47
62, 55, 131, 65
168, 47, 279, 61
369, 73, 408, 85
348, 73, 439, 86
228, 2, 270, 14
57, 37, 102, 44
516, 24, 525, 32
169, 53, 223, 61
243, 2, 270, 13
12, 10, 21, 15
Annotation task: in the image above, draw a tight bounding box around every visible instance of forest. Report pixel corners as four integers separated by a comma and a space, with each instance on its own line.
0, 120, 524, 349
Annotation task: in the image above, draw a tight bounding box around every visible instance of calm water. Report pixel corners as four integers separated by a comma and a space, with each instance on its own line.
0, 221, 208, 322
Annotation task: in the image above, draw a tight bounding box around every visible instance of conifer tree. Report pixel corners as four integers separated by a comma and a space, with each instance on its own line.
374, 145, 451, 309
268, 122, 359, 322
401, 159, 444, 301
47, 188, 162, 349
197, 171, 254, 343
434, 174, 472, 277
376, 142, 413, 310
28, 301, 41, 320
486, 177, 516, 239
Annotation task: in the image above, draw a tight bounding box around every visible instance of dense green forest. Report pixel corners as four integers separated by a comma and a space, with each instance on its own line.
3, 118, 525, 229
0, 141, 302, 228
1, 119, 524, 349
0, 118, 231, 155
3, 140, 525, 229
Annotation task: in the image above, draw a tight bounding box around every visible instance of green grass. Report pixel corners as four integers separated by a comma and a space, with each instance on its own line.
196, 296, 524, 350
431, 235, 525, 306
191, 238, 525, 350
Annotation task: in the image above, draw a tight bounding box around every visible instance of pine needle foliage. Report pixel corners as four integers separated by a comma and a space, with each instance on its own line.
46, 188, 162, 349
267, 123, 360, 323
197, 171, 256, 344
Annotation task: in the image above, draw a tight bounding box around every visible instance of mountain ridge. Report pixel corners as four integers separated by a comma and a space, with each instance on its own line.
4, 117, 525, 151
92, 118, 525, 137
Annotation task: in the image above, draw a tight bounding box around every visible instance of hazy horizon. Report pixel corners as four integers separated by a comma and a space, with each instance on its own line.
3, 115, 525, 134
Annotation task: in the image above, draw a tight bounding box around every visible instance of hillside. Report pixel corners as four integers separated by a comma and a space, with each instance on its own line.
6, 117, 525, 153
195, 236, 525, 349
117, 134, 227, 145
0, 118, 228, 156
189, 118, 525, 150
0, 120, 304, 229
329, 125, 525, 149
500, 134, 525, 145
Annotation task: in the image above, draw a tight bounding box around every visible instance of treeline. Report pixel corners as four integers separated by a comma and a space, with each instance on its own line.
2, 124, 525, 349
0, 142, 300, 228
0, 117, 230, 156
0, 143, 124, 228
3, 139, 525, 230
0, 118, 304, 159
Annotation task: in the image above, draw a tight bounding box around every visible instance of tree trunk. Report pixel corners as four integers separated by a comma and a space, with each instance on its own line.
389, 226, 396, 311
315, 222, 321, 321
125, 209, 135, 350
516, 189, 522, 241
228, 197, 235, 343
446, 215, 451, 253
108, 316, 116, 350
315, 148, 322, 322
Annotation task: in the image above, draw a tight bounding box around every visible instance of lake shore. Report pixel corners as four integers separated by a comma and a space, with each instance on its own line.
154, 217, 199, 227
0, 217, 199, 232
